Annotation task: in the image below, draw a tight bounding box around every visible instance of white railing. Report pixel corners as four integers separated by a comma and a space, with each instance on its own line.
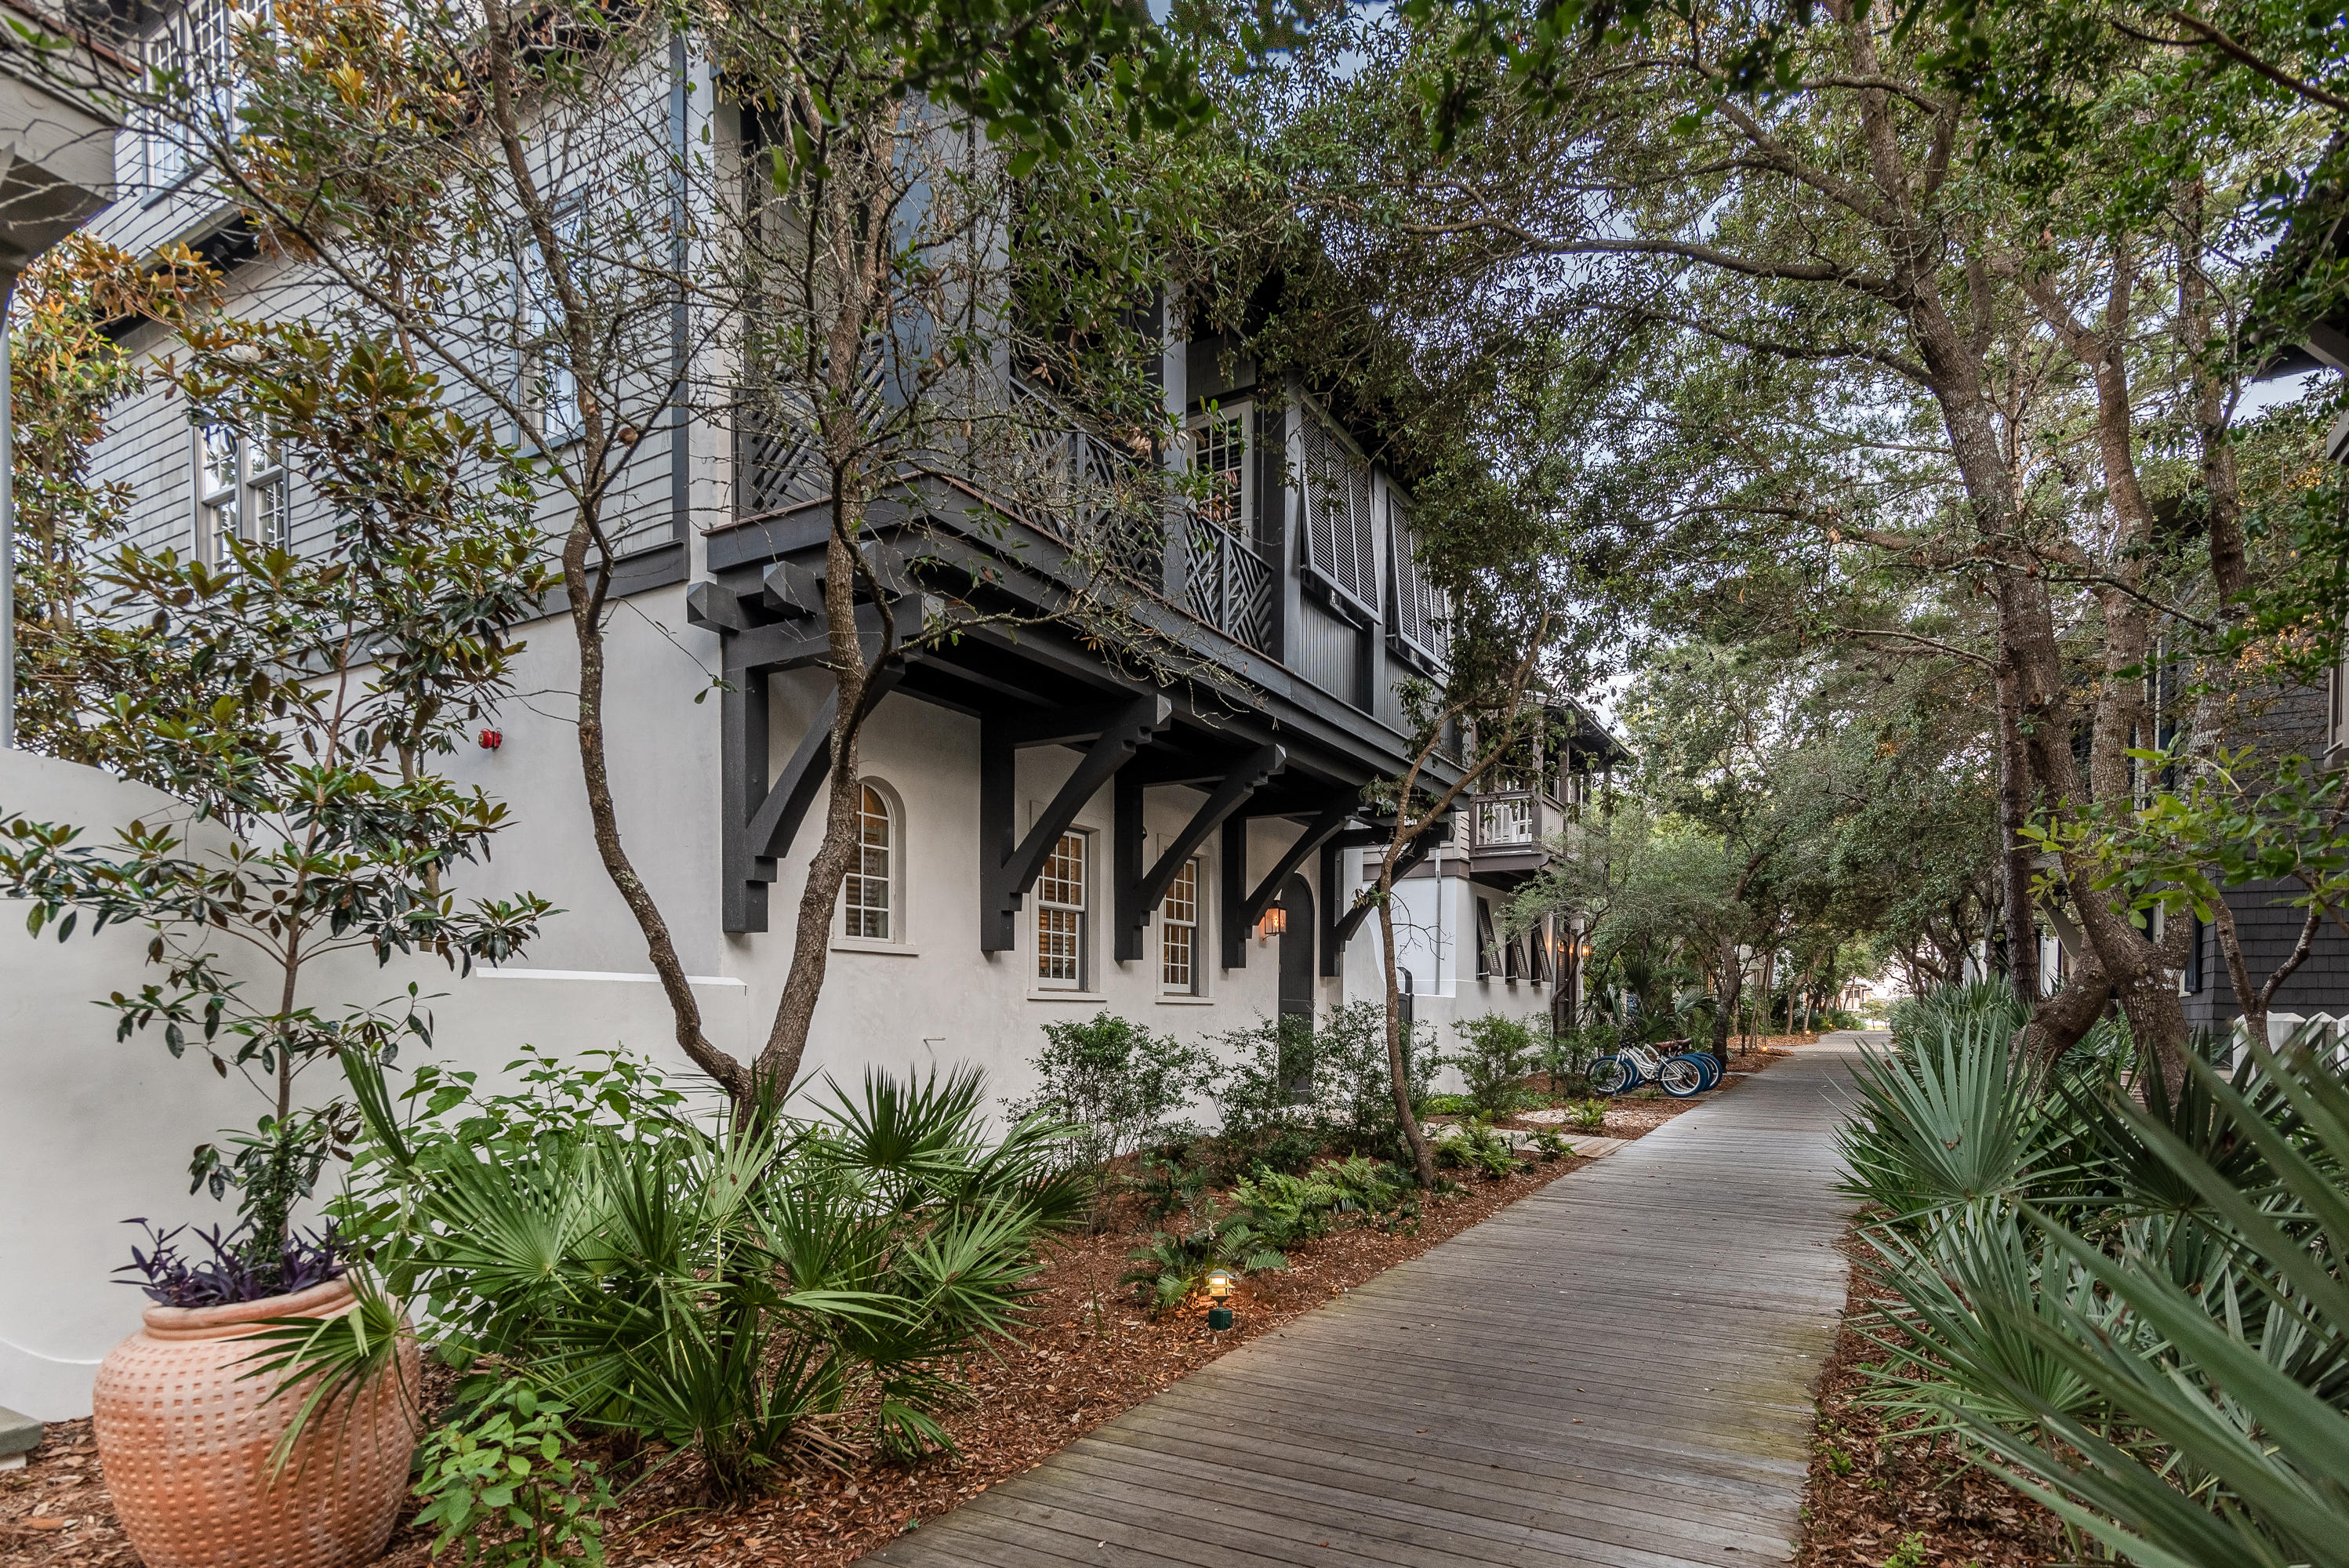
2227, 1012, 2349, 1073
1472, 791, 1541, 849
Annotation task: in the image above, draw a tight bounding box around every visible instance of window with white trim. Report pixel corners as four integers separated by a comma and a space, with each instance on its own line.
146, 0, 265, 192
1187, 407, 1251, 535
195, 425, 288, 563
1160, 857, 1202, 994
840, 782, 897, 940
1036, 829, 1090, 989
519, 216, 585, 448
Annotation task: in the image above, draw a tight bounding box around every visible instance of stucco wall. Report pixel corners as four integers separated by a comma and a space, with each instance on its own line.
0, 590, 1555, 1418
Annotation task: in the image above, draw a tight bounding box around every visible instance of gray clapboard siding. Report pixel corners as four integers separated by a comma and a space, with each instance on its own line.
857, 1036, 1863, 1568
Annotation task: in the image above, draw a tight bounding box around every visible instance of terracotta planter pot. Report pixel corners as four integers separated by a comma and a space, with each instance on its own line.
93, 1277, 419, 1568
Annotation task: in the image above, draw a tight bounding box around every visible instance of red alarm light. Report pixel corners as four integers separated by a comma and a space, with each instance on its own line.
478, 728, 503, 751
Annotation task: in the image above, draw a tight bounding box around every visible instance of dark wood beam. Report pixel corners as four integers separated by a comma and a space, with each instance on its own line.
1329, 816, 1455, 952
980, 692, 1170, 952
1116, 745, 1284, 962
721, 650, 910, 935
1222, 802, 1356, 972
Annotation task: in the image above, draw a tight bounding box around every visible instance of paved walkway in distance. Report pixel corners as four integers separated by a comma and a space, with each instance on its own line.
859, 1034, 1866, 1568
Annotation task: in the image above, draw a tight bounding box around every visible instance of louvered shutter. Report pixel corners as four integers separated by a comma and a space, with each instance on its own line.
1299, 414, 1378, 620
1301, 419, 1342, 586
1386, 492, 1447, 668
1345, 456, 1376, 607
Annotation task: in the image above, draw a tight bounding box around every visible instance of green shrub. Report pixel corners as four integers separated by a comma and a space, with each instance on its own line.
1528, 1127, 1573, 1161
1228, 1167, 1343, 1244
321, 1052, 1086, 1497
1848, 983, 2349, 1566
1835, 1011, 2065, 1228
1445, 1014, 1541, 1117
1208, 1003, 1432, 1171
1125, 1149, 1213, 1225
1540, 1023, 1613, 1087
411, 1379, 612, 1567
1007, 1012, 1214, 1175
1435, 1116, 1523, 1179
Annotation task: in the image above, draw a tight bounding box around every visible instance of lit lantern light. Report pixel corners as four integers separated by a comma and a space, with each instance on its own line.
1205, 1269, 1236, 1332
1257, 905, 1288, 940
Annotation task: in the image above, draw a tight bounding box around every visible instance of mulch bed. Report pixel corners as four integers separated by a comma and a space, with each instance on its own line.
2, 1043, 1802, 1568
1795, 1227, 2068, 1568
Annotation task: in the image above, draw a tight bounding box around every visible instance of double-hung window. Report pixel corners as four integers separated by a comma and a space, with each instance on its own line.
1188, 409, 1251, 534
1036, 830, 1090, 989
195, 425, 288, 563
1160, 857, 1203, 995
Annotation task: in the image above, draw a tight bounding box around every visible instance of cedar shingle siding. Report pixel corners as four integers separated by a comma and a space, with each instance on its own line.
2179, 677, 2349, 1028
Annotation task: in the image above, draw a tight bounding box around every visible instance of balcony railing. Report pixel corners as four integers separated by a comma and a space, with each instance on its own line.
1179, 515, 1274, 652
732, 377, 1276, 656
1470, 789, 1551, 851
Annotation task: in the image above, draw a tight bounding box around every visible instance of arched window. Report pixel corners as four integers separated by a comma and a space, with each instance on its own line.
841, 782, 898, 940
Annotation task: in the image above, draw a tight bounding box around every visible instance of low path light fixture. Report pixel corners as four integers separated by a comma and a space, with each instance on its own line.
1205, 1269, 1235, 1332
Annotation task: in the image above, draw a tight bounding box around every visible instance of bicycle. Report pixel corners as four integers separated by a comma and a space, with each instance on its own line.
1587, 1042, 1708, 1098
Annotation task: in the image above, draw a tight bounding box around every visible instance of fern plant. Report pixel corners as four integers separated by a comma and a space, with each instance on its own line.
1436, 1117, 1523, 1179
1118, 1201, 1287, 1314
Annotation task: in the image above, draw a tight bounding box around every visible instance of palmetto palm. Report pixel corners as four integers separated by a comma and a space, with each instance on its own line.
1858, 1009, 2349, 1568
300, 1054, 1086, 1495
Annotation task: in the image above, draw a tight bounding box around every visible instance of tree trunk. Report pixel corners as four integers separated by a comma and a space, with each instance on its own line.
1376, 876, 1436, 1189
1711, 940, 1738, 1069
1995, 656, 2039, 1007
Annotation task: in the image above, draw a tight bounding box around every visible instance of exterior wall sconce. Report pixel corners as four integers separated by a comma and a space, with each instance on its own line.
1205, 1269, 1235, 1331
478, 728, 503, 752
1257, 906, 1287, 942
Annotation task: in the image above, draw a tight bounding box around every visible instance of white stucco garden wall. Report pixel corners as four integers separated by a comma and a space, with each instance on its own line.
0, 591, 1559, 1420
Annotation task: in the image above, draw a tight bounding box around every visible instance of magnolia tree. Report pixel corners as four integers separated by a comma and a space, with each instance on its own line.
0, 242, 553, 1279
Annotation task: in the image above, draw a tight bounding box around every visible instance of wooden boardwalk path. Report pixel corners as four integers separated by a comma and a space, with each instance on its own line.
859, 1035, 1865, 1568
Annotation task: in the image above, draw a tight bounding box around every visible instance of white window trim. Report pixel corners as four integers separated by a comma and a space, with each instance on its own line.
1157, 850, 1207, 998
1185, 401, 1253, 539
837, 777, 907, 946
191, 424, 289, 564
1031, 824, 1093, 993
517, 212, 587, 452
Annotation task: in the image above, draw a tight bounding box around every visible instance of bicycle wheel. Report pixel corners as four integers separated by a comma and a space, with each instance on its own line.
1688, 1052, 1723, 1090
1658, 1056, 1706, 1098
1588, 1055, 1633, 1095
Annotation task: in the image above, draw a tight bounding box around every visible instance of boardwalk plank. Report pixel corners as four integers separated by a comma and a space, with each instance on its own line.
855, 1036, 1865, 1568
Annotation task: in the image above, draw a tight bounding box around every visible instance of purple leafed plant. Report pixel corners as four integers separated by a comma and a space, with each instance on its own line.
117, 1218, 346, 1307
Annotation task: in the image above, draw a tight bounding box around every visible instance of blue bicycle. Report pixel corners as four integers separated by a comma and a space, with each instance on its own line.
1587, 1043, 1711, 1098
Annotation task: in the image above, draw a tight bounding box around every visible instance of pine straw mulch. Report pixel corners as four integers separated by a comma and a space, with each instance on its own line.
1795, 1227, 2068, 1568
2, 1042, 1805, 1568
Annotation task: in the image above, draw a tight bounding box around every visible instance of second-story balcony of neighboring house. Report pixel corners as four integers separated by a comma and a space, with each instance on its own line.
1464, 696, 1632, 889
